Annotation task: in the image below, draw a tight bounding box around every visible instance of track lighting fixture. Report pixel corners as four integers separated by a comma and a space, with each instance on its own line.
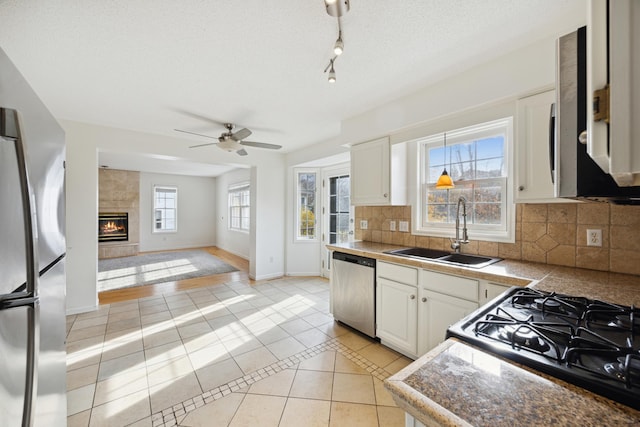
334, 31, 344, 56
324, 0, 350, 17
325, 58, 337, 83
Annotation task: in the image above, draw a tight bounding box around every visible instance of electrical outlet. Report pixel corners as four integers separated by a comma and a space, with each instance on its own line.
399, 221, 409, 232
360, 220, 368, 230
389, 220, 396, 231
587, 229, 602, 247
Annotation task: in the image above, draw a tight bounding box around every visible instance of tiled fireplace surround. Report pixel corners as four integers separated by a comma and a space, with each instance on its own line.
355, 203, 640, 276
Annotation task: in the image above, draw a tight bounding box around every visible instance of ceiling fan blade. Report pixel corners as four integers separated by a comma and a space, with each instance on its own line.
189, 142, 218, 148
174, 129, 218, 139
232, 128, 252, 141
236, 149, 248, 156
240, 141, 282, 150
172, 109, 227, 128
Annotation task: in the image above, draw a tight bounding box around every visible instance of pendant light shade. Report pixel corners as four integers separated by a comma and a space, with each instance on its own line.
436, 133, 455, 190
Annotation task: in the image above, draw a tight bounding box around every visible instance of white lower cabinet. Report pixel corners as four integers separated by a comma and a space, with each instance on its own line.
479, 281, 511, 305
376, 276, 418, 356
417, 288, 478, 356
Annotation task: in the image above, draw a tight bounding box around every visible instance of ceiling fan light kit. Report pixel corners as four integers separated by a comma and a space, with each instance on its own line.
175, 122, 281, 156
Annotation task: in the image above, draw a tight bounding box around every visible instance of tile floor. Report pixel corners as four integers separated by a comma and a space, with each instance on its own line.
65, 276, 413, 426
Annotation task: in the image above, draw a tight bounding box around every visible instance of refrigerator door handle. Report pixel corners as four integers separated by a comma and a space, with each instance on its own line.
0, 108, 39, 297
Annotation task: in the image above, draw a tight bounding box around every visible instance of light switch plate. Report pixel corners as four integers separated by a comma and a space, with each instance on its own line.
399, 221, 409, 232
360, 220, 368, 230
390, 220, 396, 231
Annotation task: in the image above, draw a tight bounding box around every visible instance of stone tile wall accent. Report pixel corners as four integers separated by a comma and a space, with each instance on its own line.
354, 203, 640, 276
99, 168, 140, 259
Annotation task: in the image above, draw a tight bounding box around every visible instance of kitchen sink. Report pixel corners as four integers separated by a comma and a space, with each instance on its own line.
384, 247, 450, 259
384, 247, 501, 269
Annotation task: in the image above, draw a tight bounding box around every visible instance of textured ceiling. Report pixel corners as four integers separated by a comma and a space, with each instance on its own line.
0, 0, 584, 174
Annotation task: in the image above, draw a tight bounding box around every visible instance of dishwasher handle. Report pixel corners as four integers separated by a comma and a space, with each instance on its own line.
332, 251, 376, 268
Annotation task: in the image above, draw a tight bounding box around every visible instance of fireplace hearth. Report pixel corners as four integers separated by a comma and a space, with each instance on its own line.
99, 212, 128, 242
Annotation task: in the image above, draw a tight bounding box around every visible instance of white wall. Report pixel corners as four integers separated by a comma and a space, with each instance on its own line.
215, 168, 251, 259
139, 172, 216, 252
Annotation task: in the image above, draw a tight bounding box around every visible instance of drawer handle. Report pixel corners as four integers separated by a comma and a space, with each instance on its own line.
421, 297, 427, 302
410, 295, 415, 300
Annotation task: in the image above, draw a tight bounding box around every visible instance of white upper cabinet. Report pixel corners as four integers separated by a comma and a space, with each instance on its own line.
350, 137, 407, 206
515, 89, 559, 202
587, 0, 640, 186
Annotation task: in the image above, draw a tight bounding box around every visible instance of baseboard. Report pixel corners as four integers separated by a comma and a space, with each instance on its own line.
285, 272, 322, 277
216, 246, 250, 261
250, 271, 284, 281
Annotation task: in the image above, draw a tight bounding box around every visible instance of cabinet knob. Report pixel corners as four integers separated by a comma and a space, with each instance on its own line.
421, 297, 427, 302
410, 295, 415, 300
518, 186, 524, 191
383, 193, 388, 198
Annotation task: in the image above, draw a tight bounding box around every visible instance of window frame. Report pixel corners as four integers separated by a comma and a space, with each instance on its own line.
414, 117, 515, 243
228, 182, 250, 232
295, 170, 318, 241
153, 185, 178, 233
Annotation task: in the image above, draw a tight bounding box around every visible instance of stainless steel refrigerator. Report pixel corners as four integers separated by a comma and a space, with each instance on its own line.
0, 47, 67, 426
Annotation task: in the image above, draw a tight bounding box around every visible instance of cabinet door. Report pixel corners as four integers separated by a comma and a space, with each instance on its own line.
376, 277, 417, 356
351, 137, 390, 205
515, 89, 557, 202
479, 282, 510, 306
417, 289, 478, 356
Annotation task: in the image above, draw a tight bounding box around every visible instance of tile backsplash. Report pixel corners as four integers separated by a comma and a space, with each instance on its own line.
354, 203, 640, 276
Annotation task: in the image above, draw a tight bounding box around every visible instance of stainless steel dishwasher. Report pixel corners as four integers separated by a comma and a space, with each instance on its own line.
331, 252, 376, 338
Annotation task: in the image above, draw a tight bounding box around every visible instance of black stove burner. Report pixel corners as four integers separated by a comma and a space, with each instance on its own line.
498, 324, 551, 353
447, 287, 640, 411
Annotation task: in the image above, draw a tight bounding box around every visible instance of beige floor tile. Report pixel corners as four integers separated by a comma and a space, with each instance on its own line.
247, 368, 296, 396
182, 330, 221, 353
180, 392, 245, 427
279, 397, 331, 427
88, 389, 150, 427
145, 340, 187, 366
106, 317, 141, 334
329, 401, 379, 427
222, 335, 265, 357
279, 318, 314, 335
142, 327, 181, 349
384, 355, 414, 374
128, 416, 153, 427
233, 346, 278, 374
195, 357, 244, 391
298, 350, 336, 372
67, 324, 107, 343
302, 312, 334, 327
358, 343, 401, 368
67, 383, 95, 416
101, 337, 144, 362
228, 394, 286, 427
141, 310, 172, 325
334, 353, 369, 375
93, 366, 148, 406
332, 372, 376, 405
334, 331, 375, 351
373, 378, 397, 407
293, 328, 332, 347
108, 308, 141, 323
67, 348, 102, 372
67, 363, 99, 391
253, 325, 291, 345
98, 351, 146, 381
289, 370, 334, 400
376, 405, 405, 427
314, 321, 350, 338
187, 341, 230, 370
149, 372, 203, 413
71, 315, 109, 331
177, 320, 213, 339
67, 409, 91, 427
146, 356, 195, 387
266, 336, 307, 360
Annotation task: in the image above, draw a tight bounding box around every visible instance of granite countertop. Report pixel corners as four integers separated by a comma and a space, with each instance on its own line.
327, 241, 640, 425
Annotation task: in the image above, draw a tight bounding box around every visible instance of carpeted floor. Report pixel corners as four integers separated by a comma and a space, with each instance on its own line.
97, 249, 238, 291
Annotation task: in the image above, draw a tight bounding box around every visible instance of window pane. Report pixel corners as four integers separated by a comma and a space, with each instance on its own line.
474, 203, 502, 225
297, 172, 316, 239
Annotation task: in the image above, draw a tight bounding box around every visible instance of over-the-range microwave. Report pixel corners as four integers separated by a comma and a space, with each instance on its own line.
553, 25, 640, 204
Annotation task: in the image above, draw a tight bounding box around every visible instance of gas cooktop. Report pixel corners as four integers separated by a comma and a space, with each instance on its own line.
446, 287, 640, 411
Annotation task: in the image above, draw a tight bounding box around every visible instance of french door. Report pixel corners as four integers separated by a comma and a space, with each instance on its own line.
321, 165, 353, 278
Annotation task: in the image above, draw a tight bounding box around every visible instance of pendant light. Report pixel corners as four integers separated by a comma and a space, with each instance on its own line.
436, 133, 455, 189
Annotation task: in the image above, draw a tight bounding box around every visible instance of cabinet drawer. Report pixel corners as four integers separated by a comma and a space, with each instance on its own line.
420, 270, 478, 301
377, 261, 418, 286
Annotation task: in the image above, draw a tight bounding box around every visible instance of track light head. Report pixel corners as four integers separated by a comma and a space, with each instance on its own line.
324, 0, 350, 17
328, 62, 336, 83
334, 35, 344, 56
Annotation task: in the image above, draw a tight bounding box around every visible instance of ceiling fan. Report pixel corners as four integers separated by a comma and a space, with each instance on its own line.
174, 123, 282, 156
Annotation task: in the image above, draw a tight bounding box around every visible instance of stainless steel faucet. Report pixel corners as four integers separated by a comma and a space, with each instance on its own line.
451, 196, 469, 253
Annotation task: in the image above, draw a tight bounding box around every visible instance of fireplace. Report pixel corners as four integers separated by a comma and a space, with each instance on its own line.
98, 212, 128, 242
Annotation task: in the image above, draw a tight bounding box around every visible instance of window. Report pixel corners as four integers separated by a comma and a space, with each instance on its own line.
229, 183, 250, 231
296, 172, 317, 240
328, 174, 350, 244
153, 186, 177, 232
417, 118, 513, 242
